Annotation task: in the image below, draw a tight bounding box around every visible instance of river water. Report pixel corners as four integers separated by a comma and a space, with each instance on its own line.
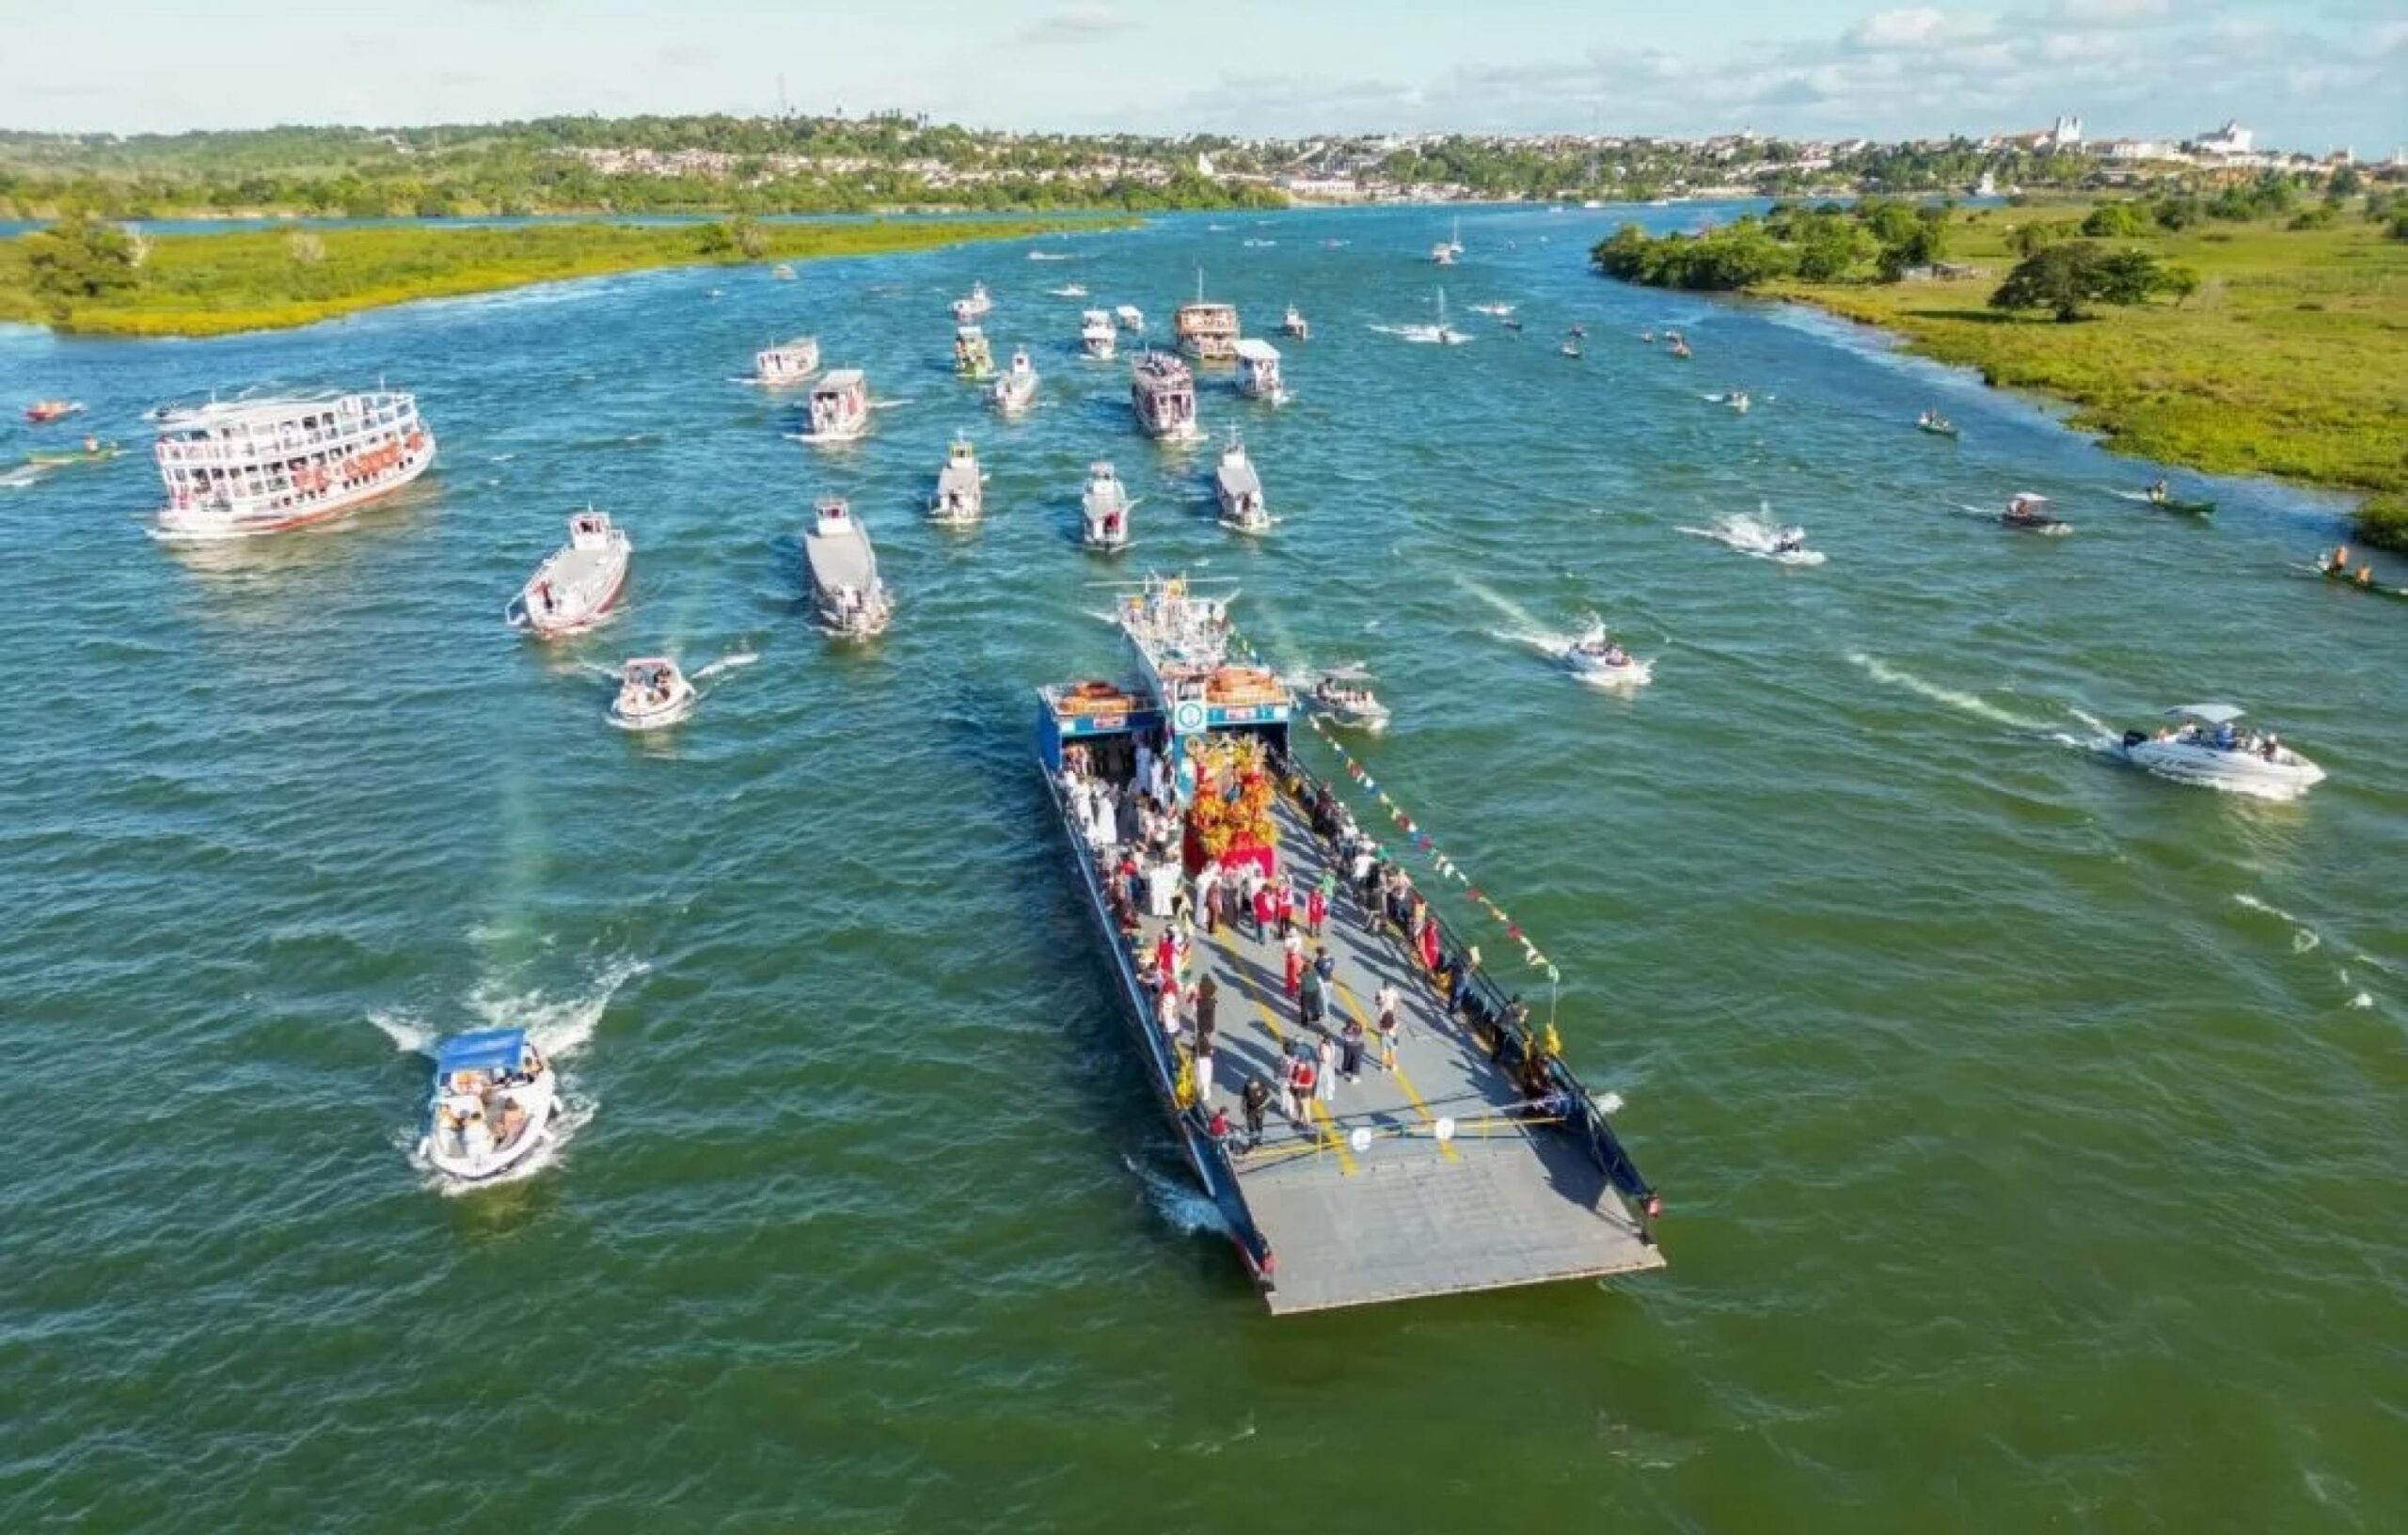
2, 205, 2400, 1533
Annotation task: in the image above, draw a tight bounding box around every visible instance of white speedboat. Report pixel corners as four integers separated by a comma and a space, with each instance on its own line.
991, 349, 1039, 416
949, 281, 992, 322
421, 1028, 555, 1183
1047, 283, 1090, 298
1678, 509, 1823, 566
2117, 705, 2325, 799
1082, 461, 1133, 552
507, 510, 632, 636
1467, 301, 1514, 317
1114, 305, 1145, 333
929, 434, 985, 527
1308, 674, 1390, 732
1281, 305, 1309, 340
1079, 309, 1117, 361
1213, 431, 1275, 535
804, 498, 895, 639
610, 657, 696, 730
1563, 619, 1652, 688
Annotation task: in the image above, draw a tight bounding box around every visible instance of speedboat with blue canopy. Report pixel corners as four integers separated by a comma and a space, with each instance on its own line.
420, 1027, 555, 1182
2116, 704, 2325, 799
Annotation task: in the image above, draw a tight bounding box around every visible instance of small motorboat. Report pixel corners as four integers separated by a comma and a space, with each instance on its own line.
1678, 511, 1824, 567
2313, 547, 2408, 600
2000, 492, 2070, 534
1916, 409, 1959, 438
1640, 330, 1656, 344
949, 281, 992, 322
1213, 430, 1275, 535
1501, 317, 1525, 333
1079, 309, 1117, 361
991, 348, 1040, 415
955, 324, 996, 381
24, 400, 85, 424
1562, 618, 1652, 688
2117, 704, 2324, 799
929, 434, 985, 527
1307, 673, 1390, 732
507, 509, 632, 637
610, 657, 696, 730
1569, 323, 1588, 338
1281, 305, 1310, 340
1560, 339, 1583, 358
1047, 283, 1090, 298
24, 436, 120, 467
420, 1028, 556, 1183
1114, 305, 1145, 332
2137, 481, 2213, 515
1706, 390, 1751, 414
1668, 338, 1692, 359
770, 263, 797, 280
1082, 461, 1133, 552
804, 498, 895, 639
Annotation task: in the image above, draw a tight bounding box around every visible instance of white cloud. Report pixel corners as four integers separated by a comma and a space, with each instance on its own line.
1017, 4, 1130, 43
1846, 8, 1955, 48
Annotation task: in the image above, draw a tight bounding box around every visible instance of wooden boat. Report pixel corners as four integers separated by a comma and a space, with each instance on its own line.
507, 510, 632, 637
24, 400, 84, 424
25, 439, 121, 467
1916, 411, 1959, 438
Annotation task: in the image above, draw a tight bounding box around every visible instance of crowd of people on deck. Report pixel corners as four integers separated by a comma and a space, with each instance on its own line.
1057, 730, 1560, 1164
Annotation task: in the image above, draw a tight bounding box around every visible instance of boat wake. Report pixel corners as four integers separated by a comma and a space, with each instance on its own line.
2234, 894, 2388, 1009
1121, 1154, 1231, 1239
392, 956, 649, 1194
1846, 653, 2063, 734
1677, 508, 1825, 566
1368, 324, 1451, 344
690, 650, 760, 683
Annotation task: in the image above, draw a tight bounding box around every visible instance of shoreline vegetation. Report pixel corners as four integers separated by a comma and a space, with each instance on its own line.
1592, 189, 2408, 550
0, 214, 1108, 338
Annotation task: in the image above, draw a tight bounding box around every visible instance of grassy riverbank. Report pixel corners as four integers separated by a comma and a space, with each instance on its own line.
1763, 207, 2408, 547
0, 216, 1103, 338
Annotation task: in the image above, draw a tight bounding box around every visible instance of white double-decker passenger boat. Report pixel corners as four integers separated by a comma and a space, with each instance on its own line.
151, 388, 436, 539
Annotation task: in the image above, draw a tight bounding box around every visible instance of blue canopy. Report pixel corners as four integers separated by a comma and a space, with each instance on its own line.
436, 1028, 527, 1075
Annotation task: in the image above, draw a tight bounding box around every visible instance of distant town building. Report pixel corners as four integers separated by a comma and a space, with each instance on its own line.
2052, 115, 2083, 149
2194, 120, 2254, 157
2098, 138, 2171, 162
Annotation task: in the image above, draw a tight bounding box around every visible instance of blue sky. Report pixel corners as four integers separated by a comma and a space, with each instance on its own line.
6, 0, 2401, 151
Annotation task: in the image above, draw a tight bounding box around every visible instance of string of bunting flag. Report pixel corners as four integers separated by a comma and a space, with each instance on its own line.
1287, 704, 1564, 984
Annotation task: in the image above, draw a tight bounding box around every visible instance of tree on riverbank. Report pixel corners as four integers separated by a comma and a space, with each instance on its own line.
1988, 242, 2194, 322
21, 214, 141, 317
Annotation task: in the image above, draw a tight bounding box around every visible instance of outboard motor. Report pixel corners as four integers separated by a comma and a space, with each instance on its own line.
2121, 729, 2147, 750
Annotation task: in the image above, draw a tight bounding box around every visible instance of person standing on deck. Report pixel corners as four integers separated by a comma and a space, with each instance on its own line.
1339, 1015, 1367, 1082
1299, 957, 1326, 1033
1154, 929, 1178, 988
1156, 976, 1183, 1040
1193, 1032, 1217, 1105
1283, 932, 1304, 999
1316, 1034, 1339, 1107
1250, 874, 1274, 941
1242, 1075, 1272, 1149
1374, 981, 1402, 1071
1306, 884, 1327, 939
1312, 945, 1337, 1001
1275, 877, 1296, 941
1195, 975, 1218, 1055
1196, 857, 1222, 936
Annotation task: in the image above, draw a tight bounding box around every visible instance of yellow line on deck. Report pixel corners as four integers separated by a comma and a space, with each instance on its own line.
1336, 981, 1459, 1163
1213, 931, 1354, 1175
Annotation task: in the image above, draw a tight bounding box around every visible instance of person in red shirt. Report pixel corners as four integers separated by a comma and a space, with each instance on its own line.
1306, 886, 1327, 938
1253, 881, 1275, 939
1282, 934, 1304, 998
1275, 878, 1296, 941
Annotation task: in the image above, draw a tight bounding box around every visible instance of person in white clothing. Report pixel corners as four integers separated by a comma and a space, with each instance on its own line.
1192, 1036, 1216, 1105
1316, 1036, 1339, 1104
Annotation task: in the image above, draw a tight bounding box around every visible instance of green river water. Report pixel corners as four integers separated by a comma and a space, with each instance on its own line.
1, 205, 2400, 1534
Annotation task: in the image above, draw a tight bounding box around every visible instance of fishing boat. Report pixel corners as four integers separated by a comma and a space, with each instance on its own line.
1307, 672, 1390, 731
804, 498, 895, 639
1130, 352, 1201, 443
1114, 305, 1146, 333
1234, 339, 1289, 405
1708, 390, 1751, 414
752, 336, 820, 387
420, 1028, 555, 1184
954, 324, 996, 381
2000, 492, 2070, 534
1080, 309, 1118, 360
1081, 461, 1133, 552
1033, 573, 1663, 1312
151, 388, 436, 540
991, 348, 1040, 416
1213, 430, 1275, 535
929, 434, 985, 527
949, 281, 993, 322
1281, 305, 1309, 340
609, 657, 696, 730
24, 400, 85, 424
797, 370, 872, 444
2116, 705, 2324, 798
1563, 618, 1651, 687
1916, 409, 1959, 438
506, 510, 632, 637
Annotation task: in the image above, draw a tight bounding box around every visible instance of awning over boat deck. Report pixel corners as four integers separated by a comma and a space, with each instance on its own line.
1234, 339, 1282, 363
436, 1028, 526, 1075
